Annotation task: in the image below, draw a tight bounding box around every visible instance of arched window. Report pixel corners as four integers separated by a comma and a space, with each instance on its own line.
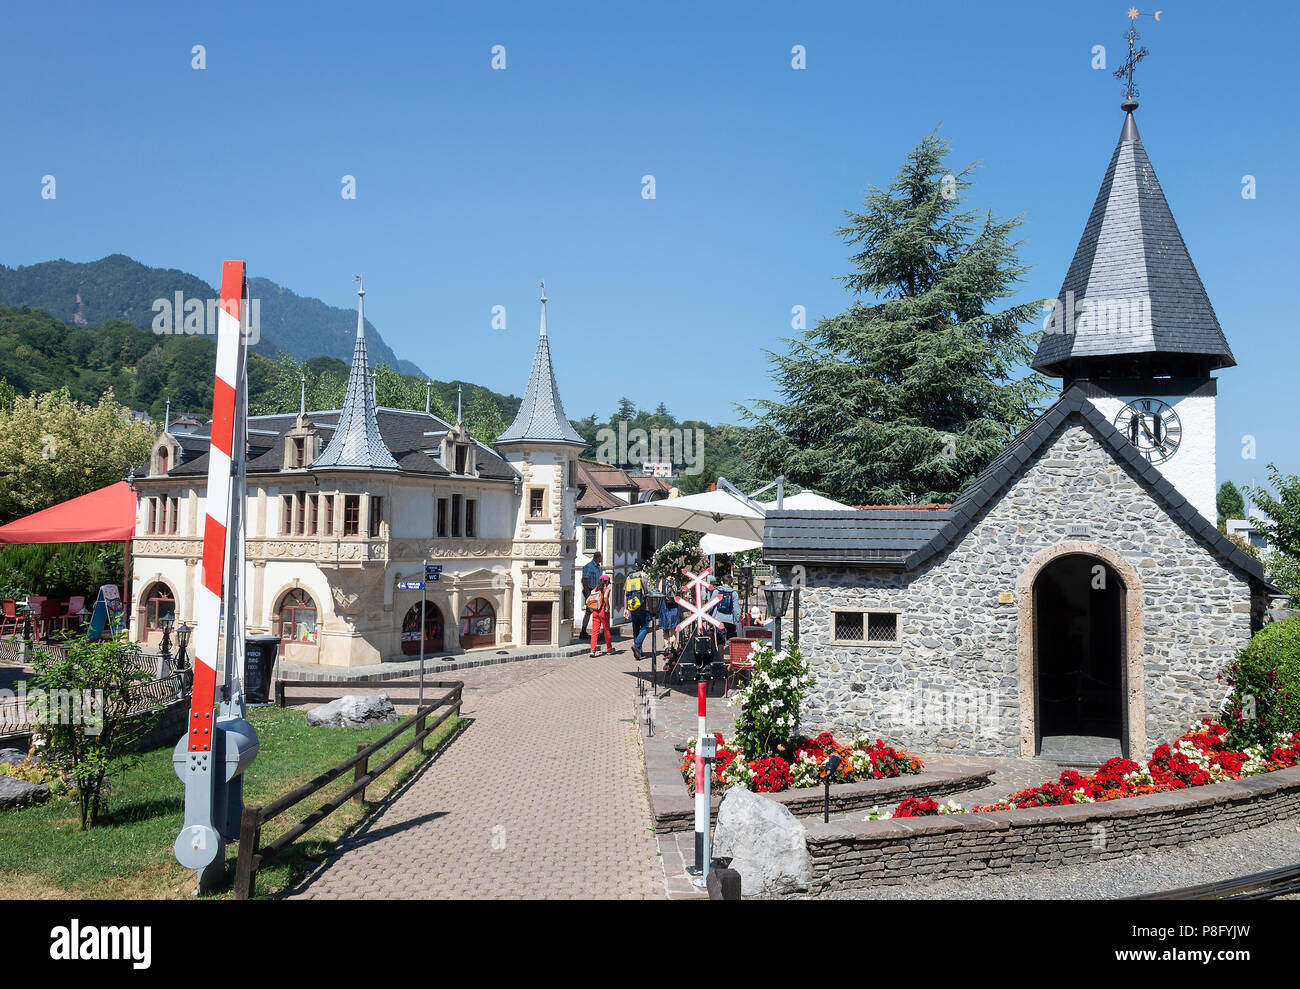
401, 601, 444, 656
459, 597, 496, 649
144, 583, 175, 631
277, 588, 318, 654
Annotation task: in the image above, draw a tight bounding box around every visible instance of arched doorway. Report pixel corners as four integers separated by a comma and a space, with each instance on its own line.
1032, 554, 1126, 756
143, 582, 175, 632
401, 601, 444, 656
459, 597, 496, 649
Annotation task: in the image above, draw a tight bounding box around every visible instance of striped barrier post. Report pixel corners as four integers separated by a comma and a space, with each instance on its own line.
173, 261, 259, 892
692, 681, 714, 886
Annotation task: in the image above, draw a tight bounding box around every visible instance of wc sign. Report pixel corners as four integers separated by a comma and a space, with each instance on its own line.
425, 564, 443, 583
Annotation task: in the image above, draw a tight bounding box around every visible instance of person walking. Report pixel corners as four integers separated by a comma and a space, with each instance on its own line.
589, 574, 613, 656
622, 560, 650, 660
658, 581, 680, 652
579, 551, 603, 637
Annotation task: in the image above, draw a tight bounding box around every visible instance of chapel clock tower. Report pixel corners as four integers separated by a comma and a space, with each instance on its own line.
1032, 90, 1234, 525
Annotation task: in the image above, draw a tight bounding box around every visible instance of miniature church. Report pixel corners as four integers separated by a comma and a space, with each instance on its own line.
765, 51, 1283, 761
130, 283, 587, 667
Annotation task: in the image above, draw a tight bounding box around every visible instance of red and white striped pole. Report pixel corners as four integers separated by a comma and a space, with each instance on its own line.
174, 260, 251, 887
692, 680, 714, 885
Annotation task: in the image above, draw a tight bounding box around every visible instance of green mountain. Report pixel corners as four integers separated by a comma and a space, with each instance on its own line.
0, 254, 428, 378
0, 302, 521, 429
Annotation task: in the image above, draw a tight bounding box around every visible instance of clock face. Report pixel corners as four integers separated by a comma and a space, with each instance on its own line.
1115, 398, 1182, 465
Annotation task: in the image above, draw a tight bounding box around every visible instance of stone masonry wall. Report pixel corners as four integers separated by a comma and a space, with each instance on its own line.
802, 767, 1300, 894
796, 419, 1253, 756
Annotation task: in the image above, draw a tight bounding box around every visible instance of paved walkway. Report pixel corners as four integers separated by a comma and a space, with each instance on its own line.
287, 649, 664, 899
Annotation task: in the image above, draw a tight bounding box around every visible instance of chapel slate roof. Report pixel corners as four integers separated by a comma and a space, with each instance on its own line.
496, 291, 586, 447
764, 386, 1270, 588
1031, 109, 1235, 377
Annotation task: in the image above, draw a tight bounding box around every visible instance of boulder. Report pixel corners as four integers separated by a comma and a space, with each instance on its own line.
0, 774, 49, 811
305, 694, 399, 728
0, 749, 27, 766
711, 787, 812, 896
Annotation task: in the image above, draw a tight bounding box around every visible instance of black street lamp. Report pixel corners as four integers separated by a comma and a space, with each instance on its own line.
645, 587, 664, 689
175, 621, 192, 671
738, 564, 754, 629
763, 577, 793, 652
158, 614, 174, 676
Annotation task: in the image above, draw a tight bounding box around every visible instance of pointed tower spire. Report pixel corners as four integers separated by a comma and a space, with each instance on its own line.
299, 372, 306, 416
496, 282, 585, 447
313, 276, 400, 470
425, 380, 432, 415
164, 395, 171, 432
1031, 82, 1234, 380
457, 385, 463, 424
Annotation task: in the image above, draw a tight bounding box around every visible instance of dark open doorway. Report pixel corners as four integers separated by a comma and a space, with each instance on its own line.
1033, 553, 1126, 758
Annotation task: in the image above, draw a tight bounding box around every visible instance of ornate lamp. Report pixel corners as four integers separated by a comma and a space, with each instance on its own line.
763, 577, 793, 651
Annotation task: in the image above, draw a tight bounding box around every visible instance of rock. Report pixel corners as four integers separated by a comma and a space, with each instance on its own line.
305, 694, 399, 728
711, 787, 812, 896
0, 774, 49, 810
0, 749, 27, 766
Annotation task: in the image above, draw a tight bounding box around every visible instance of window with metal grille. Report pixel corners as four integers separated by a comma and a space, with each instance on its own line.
834, 611, 864, 641
867, 612, 898, 642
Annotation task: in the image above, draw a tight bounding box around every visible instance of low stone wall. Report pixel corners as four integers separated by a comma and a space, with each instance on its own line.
642, 727, 992, 833
801, 766, 1300, 894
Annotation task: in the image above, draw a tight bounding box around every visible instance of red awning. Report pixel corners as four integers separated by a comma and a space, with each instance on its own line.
0, 481, 137, 545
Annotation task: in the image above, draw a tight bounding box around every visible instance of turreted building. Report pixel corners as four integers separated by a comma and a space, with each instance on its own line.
130, 284, 584, 667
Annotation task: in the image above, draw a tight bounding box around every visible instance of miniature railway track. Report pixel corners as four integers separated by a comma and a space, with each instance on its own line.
1133, 861, 1300, 900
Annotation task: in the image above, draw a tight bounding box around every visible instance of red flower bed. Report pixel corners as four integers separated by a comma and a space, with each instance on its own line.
944, 720, 1300, 817
893, 797, 939, 818
750, 756, 792, 793
681, 731, 923, 795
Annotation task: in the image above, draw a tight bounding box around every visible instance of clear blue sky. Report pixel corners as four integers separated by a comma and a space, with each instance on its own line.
1, 0, 1295, 487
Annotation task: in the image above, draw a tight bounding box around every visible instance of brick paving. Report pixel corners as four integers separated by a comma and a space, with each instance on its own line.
287, 648, 665, 899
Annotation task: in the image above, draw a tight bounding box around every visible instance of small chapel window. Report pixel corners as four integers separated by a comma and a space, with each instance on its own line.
832, 610, 899, 645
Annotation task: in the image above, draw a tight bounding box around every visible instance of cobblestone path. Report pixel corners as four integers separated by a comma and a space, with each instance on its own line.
288, 651, 664, 899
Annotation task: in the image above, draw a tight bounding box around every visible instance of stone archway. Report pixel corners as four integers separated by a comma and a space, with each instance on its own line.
1016, 542, 1146, 759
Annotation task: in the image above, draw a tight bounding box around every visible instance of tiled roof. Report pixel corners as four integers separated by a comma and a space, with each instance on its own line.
1032, 109, 1235, 377
313, 287, 400, 470
765, 386, 1272, 590
496, 292, 586, 446
166, 408, 516, 481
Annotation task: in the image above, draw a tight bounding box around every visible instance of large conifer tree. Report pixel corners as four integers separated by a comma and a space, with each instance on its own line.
739, 130, 1050, 505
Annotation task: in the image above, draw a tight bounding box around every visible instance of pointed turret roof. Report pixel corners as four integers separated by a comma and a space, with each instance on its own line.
1032, 104, 1235, 378
496, 284, 586, 447
313, 278, 400, 470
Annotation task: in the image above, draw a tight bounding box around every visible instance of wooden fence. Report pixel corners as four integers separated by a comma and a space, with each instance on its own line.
234, 680, 464, 899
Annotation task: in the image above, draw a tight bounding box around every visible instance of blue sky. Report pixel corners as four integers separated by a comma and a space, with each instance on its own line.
1, 0, 1296, 487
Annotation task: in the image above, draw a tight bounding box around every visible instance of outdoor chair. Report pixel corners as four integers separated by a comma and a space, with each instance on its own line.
743, 626, 772, 640
724, 637, 758, 696
0, 600, 18, 636
36, 599, 64, 640
60, 595, 86, 629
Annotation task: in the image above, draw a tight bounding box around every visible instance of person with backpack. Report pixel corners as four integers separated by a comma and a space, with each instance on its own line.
658, 581, 680, 652
622, 560, 650, 660
579, 552, 603, 637
713, 579, 738, 642
588, 574, 613, 657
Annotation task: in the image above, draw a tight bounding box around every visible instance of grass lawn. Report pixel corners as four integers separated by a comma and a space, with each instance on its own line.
0, 704, 464, 900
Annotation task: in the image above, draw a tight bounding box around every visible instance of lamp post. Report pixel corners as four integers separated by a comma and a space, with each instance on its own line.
645, 587, 664, 692
158, 614, 175, 677
763, 577, 793, 652
738, 564, 754, 630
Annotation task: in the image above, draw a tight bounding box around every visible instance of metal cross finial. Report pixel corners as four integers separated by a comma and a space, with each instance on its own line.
354, 273, 364, 295
1115, 10, 1154, 106
540, 279, 546, 301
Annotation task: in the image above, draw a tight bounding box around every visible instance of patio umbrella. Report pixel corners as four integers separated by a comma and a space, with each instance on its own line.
586, 487, 767, 542
697, 490, 851, 555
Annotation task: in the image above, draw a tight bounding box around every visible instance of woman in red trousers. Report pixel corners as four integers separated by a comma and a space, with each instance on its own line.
590, 574, 613, 656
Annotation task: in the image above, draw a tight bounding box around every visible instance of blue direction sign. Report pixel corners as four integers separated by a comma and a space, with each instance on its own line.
425, 564, 443, 582
397, 580, 425, 591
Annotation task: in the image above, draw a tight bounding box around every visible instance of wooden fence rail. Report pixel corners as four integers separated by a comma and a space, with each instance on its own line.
234, 680, 463, 899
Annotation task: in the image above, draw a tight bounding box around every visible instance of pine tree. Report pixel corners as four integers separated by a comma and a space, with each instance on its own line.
739, 129, 1050, 505
1217, 480, 1245, 528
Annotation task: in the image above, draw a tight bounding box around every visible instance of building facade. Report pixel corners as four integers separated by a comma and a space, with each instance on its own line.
130, 284, 584, 667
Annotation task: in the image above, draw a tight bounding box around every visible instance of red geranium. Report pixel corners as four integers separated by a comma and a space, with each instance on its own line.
750, 756, 792, 793
893, 797, 940, 818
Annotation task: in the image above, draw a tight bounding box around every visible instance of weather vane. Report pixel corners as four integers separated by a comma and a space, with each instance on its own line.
1115, 8, 1161, 107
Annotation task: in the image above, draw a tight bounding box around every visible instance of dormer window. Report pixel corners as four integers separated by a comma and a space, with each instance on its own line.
282, 414, 318, 470
292, 437, 306, 468
159, 448, 169, 474
455, 444, 468, 475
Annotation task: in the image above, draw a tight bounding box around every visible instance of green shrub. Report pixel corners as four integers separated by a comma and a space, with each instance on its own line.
729, 641, 815, 760
1220, 617, 1300, 749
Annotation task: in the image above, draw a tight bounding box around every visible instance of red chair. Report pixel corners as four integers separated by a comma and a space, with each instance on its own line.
37, 599, 64, 639
60, 596, 87, 629
744, 626, 773, 640
724, 638, 759, 696
0, 601, 18, 636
